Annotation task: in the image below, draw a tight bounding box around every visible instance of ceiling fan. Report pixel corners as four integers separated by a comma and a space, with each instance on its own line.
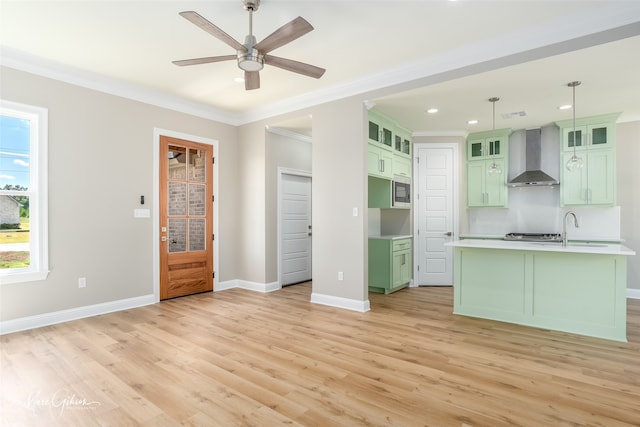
172, 0, 326, 90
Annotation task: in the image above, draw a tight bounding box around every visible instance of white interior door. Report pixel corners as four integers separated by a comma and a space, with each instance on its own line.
280, 173, 312, 285
415, 145, 457, 286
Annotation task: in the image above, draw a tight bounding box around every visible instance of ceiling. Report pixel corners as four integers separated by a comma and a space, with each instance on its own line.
1, 1, 640, 136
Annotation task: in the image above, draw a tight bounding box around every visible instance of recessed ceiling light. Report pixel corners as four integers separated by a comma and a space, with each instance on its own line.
559, 104, 572, 110
467, 119, 478, 125
426, 108, 439, 114
234, 77, 245, 83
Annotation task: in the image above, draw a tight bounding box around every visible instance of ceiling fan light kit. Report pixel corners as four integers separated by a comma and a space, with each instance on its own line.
173, 0, 325, 90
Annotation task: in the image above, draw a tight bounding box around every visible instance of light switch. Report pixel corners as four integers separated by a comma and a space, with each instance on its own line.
134, 209, 150, 218
353, 207, 358, 217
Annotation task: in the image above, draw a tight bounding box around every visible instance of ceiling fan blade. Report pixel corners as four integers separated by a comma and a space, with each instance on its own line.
254, 16, 313, 54
245, 71, 260, 90
264, 55, 326, 79
179, 11, 245, 52
172, 55, 236, 66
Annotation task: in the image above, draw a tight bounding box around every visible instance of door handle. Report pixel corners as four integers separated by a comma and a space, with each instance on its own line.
308, 232, 312, 237
444, 232, 453, 236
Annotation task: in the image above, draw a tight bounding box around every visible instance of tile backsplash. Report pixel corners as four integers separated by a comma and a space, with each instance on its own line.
469, 186, 621, 240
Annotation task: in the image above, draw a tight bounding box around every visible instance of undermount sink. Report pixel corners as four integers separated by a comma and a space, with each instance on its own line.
567, 243, 608, 248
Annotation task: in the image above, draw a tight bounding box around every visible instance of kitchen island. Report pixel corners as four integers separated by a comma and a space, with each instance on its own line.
446, 239, 636, 341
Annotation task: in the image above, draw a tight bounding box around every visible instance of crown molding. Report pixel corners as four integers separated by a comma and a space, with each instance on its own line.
0, 47, 241, 125
266, 126, 312, 144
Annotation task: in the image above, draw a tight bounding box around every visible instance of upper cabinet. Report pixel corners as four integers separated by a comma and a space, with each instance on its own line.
368, 111, 394, 149
368, 110, 413, 178
556, 113, 620, 152
555, 113, 620, 206
466, 129, 511, 208
466, 128, 510, 161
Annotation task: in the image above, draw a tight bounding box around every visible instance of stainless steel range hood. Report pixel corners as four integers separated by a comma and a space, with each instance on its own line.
508, 128, 559, 187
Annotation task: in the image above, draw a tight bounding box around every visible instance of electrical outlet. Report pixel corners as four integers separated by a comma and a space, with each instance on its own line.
78, 277, 86, 288
338, 272, 344, 281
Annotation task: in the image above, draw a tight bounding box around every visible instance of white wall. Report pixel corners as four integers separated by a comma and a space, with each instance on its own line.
265, 129, 312, 283
617, 121, 640, 290
0, 67, 239, 321
311, 99, 368, 303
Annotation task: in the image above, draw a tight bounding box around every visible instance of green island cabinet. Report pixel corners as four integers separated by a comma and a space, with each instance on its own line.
453, 247, 628, 341
368, 238, 412, 294
555, 113, 620, 206
466, 128, 510, 207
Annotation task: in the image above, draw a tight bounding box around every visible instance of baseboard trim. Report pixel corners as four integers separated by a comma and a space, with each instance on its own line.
217, 280, 281, 293
310, 292, 371, 312
0, 294, 155, 335
628, 288, 640, 299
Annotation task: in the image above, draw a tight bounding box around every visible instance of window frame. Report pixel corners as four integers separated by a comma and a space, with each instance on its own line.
0, 100, 49, 284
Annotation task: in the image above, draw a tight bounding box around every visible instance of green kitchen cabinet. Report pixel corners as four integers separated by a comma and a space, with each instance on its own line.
561, 149, 615, 206
369, 238, 412, 294
557, 113, 619, 206
466, 129, 509, 208
556, 113, 619, 152
368, 143, 394, 180
467, 158, 507, 207
394, 125, 412, 157
452, 246, 628, 341
466, 128, 510, 161
368, 111, 412, 177
393, 153, 412, 178
368, 111, 394, 148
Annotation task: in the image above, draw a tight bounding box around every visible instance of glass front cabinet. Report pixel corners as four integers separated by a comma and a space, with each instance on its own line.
556, 113, 619, 206
465, 129, 510, 208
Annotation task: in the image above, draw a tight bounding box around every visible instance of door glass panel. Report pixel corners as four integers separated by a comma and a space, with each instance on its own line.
489, 139, 500, 156
368, 121, 379, 141
403, 139, 410, 154
168, 182, 187, 216
471, 141, 483, 157
568, 130, 582, 148
166, 144, 208, 254
382, 128, 392, 146
189, 219, 206, 251
168, 145, 186, 179
188, 184, 206, 216
591, 127, 607, 145
168, 218, 186, 253
188, 148, 205, 182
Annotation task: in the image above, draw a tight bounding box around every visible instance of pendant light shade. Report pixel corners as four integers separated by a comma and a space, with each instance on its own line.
487, 97, 502, 175
566, 81, 584, 172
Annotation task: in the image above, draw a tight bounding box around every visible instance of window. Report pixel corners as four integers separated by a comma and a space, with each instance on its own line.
0, 100, 48, 284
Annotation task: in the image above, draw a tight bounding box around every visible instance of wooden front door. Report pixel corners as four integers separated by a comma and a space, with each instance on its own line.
160, 136, 214, 300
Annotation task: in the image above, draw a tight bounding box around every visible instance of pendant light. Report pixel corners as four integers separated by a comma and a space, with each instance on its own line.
487, 97, 501, 174
566, 81, 583, 171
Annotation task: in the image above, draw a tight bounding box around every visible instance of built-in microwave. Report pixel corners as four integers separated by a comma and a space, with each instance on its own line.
392, 175, 411, 208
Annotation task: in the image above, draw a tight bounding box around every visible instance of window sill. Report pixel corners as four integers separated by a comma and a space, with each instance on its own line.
0, 270, 50, 285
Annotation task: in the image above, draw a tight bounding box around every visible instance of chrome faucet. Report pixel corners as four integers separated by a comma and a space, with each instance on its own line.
562, 211, 579, 247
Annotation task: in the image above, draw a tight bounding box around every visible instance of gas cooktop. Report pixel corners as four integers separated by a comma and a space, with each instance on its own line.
504, 233, 562, 242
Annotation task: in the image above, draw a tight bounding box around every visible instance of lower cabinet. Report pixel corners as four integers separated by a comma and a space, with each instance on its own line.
368, 238, 412, 294
452, 247, 628, 341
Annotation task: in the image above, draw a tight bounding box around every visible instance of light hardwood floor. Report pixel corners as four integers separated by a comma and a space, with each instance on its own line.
2, 283, 639, 426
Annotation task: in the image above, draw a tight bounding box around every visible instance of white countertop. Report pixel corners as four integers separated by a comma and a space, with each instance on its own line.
446, 239, 636, 256
368, 235, 413, 240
